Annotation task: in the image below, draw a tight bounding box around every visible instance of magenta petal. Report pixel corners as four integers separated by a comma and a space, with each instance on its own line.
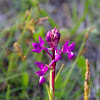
55, 55, 61, 61
54, 32, 60, 40
46, 36, 51, 42
62, 41, 69, 52
54, 27, 56, 31
31, 49, 41, 53
32, 43, 41, 49
46, 31, 51, 42
35, 62, 44, 70
68, 52, 75, 60
68, 42, 75, 51
65, 40, 69, 45
35, 71, 44, 76
39, 76, 45, 84
43, 66, 48, 73
39, 36, 44, 46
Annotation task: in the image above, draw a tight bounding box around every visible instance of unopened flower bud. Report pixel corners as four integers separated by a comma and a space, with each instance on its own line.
46, 27, 61, 47
54, 32, 60, 42
46, 31, 51, 42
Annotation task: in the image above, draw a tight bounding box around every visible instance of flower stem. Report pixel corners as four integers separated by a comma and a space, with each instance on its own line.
50, 70, 53, 99
50, 49, 56, 100
52, 62, 56, 100
50, 63, 56, 100
43, 47, 53, 58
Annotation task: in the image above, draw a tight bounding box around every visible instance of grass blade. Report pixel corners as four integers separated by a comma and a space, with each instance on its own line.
6, 85, 10, 100
55, 64, 64, 83
46, 84, 52, 100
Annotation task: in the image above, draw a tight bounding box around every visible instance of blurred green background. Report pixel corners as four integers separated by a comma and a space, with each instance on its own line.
0, 0, 100, 100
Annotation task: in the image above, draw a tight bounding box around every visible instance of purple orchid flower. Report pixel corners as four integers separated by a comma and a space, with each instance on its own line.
35, 62, 48, 76
61, 40, 75, 60
35, 62, 48, 84
31, 36, 44, 53
31, 27, 75, 85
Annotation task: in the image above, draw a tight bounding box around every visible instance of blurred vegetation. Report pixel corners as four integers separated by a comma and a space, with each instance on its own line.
0, 0, 100, 100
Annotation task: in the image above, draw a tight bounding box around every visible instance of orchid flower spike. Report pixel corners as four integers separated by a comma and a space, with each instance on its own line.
31, 27, 75, 85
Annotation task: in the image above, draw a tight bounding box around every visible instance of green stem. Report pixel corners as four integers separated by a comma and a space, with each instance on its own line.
50, 70, 53, 99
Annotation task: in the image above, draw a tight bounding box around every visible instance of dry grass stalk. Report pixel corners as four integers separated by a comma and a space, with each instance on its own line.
13, 42, 26, 61
84, 59, 90, 100
13, 42, 23, 57
35, 17, 49, 24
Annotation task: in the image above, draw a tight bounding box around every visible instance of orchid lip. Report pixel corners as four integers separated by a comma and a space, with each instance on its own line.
39, 76, 45, 84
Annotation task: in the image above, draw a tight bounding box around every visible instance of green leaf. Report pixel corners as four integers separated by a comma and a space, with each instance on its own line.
46, 84, 52, 100
77, 55, 86, 79
55, 64, 64, 83
0, 73, 24, 83
6, 85, 10, 100
22, 72, 29, 88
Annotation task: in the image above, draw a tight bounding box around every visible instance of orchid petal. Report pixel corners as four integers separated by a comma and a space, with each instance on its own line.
39, 36, 44, 46
31, 49, 41, 53
46, 31, 51, 42
35, 62, 44, 70
43, 66, 48, 73
39, 76, 45, 84
35, 71, 44, 76
68, 42, 75, 51
62, 40, 69, 52
68, 52, 75, 60
55, 55, 61, 61
32, 43, 41, 49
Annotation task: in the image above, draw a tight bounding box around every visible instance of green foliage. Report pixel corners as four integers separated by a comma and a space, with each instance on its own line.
6, 85, 10, 100
40, 10, 58, 28
33, 26, 44, 41
22, 72, 29, 88
59, 28, 71, 40
46, 84, 52, 100
0, 0, 99, 99
55, 64, 64, 83
0, 73, 24, 83
70, 0, 89, 34
77, 55, 86, 79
